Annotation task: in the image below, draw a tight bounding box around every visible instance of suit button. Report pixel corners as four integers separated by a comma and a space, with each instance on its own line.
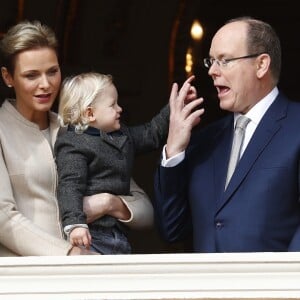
215, 221, 223, 229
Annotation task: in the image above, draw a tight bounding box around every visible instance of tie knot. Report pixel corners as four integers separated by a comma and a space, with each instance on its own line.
235, 115, 250, 130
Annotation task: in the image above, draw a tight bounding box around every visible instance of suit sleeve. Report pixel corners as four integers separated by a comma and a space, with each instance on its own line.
153, 160, 192, 243
288, 162, 300, 251
288, 226, 300, 251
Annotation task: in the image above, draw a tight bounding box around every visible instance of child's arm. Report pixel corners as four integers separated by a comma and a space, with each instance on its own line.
129, 76, 198, 154
55, 131, 89, 230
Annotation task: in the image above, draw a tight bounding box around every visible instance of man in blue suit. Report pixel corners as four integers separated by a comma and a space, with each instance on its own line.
154, 16, 300, 252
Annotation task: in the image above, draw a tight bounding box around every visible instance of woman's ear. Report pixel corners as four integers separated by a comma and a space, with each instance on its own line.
1, 67, 13, 88
85, 106, 96, 122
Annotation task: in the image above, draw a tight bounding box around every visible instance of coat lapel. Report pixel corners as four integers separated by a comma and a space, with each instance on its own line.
213, 116, 234, 198
215, 94, 288, 214
101, 130, 128, 150
49, 111, 60, 150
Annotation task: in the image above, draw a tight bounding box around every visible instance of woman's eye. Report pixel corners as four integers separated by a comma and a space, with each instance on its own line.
25, 73, 38, 80
48, 69, 59, 76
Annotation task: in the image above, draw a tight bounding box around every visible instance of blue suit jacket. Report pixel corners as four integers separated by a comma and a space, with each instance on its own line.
154, 93, 300, 252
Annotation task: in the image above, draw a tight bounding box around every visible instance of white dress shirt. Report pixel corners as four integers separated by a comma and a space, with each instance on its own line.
162, 87, 279, 167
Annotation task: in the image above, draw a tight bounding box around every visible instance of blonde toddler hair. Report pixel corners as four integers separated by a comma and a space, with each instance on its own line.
58, 72, 113, 133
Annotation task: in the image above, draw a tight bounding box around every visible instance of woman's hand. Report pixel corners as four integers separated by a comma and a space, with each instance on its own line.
83, 193, 130, 223
68, 246, 100, 255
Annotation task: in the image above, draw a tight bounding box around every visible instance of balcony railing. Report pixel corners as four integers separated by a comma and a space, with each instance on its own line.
1, 252, 300, 299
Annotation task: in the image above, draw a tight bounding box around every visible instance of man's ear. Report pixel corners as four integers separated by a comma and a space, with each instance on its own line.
1, 67, 13, 88
85, 106, 96, 122
256, 53, 270, 79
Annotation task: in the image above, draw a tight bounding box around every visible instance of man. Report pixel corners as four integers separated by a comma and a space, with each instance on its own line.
154, 16, 300, 252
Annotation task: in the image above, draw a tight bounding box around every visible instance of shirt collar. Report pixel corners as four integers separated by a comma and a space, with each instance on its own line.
234, 87, 279, 125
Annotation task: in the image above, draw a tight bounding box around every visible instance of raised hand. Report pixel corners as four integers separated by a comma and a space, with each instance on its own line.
166, 75, 204, 158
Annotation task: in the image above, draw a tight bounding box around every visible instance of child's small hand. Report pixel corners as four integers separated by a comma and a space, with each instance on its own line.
70, 227, 92, 249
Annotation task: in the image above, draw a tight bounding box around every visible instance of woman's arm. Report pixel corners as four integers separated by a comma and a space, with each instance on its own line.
0, 149, 72, 256
83, 178, 153, 229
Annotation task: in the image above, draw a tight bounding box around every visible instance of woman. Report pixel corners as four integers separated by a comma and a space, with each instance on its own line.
0, 20, 153, 256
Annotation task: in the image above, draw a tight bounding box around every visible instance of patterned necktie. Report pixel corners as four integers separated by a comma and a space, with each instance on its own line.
225, 115, 250, 189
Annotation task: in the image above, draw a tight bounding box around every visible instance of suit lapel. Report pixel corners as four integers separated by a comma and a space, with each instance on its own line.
213, 116, 234, 198
101, 131, 128, 150
215, 94, 288, 214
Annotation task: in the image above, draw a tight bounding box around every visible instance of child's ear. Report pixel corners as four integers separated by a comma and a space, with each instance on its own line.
85, 107, 96, 122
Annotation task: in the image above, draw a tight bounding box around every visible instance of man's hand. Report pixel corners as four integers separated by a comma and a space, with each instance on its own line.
166, 75, 204, 158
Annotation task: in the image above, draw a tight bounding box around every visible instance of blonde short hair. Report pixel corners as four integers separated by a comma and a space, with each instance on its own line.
0, 20, 58, 75
58, 72, 113, 133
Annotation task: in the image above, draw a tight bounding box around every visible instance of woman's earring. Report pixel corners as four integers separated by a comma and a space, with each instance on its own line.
7, 84, 12, 88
